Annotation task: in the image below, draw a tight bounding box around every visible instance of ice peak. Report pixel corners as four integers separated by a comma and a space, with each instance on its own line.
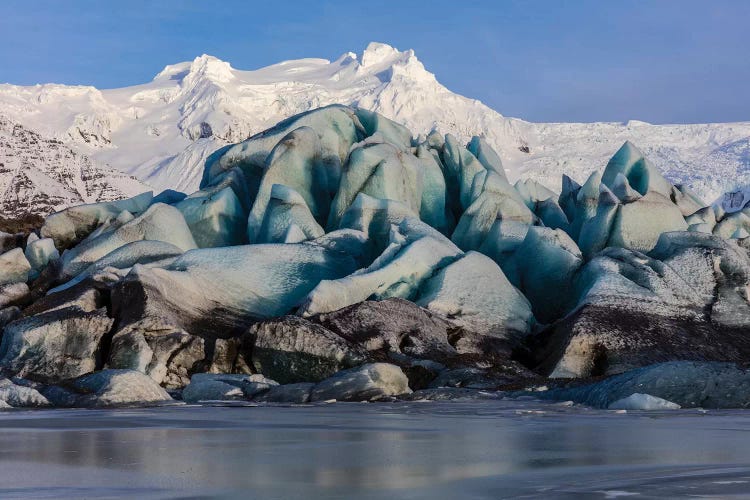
187, 54, 235, 83
360, 42, 402, 67
154, 54, 235, 83
356, 42, 432, 83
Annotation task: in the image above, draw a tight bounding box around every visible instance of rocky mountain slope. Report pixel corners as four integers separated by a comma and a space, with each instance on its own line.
2, 42, 749, 216
0, 115, 149, 217
0, 106, 750, 409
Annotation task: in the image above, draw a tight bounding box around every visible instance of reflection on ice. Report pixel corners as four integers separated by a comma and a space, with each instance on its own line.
1, 401, 750, 498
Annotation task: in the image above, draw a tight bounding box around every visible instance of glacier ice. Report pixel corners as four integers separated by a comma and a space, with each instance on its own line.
355, 108, 412, 150
416, 251, 534, 340
505, 226, 583, 323
0, 248, 31, 285
58, 203, 197, 280
246, 126, 332, 242
467, 136, 506, 178
41, 191, 154, 249
24, 238, 59, 279
121, 240, 362, 322
577, 186, 620, 259
202, 105, 364, 199
176, 186, 247, 247
300, 220, 460, 316
328, 141, 423, 230
339, 193, 416, 242
254, 184, 324, 244
608, 393, 681, 410
12, 104, 750, 407
601, 141, 673, 198
452, 171, 533, 253
608, 192, 688, 253
415, 144, 450, 233
49, 240, 185, 294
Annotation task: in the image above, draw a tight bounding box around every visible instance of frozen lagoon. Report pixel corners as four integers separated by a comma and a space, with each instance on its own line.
1, 401, 750, 498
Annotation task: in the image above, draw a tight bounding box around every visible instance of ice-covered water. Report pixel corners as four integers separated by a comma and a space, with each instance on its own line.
1, 400, 750, 499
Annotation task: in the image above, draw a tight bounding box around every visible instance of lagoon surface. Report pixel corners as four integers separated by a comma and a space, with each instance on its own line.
1, 400, 750, 499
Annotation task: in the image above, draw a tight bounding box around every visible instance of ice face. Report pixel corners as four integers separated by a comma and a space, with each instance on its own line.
559, 174, 582, 222
338, 193, 417, 247
467, 136, 506, 179
328, 142, 423, 230
254, 184, 324, 244
354, 108, 413, 150
246, 127, 332, 242
29, 106, 748, 383
25, 238, 59, 279
601, 141, 673, 198
441, 134, 486, 211
124, 240, 362, 322
578, 186, 620, 259
611, 173, 642, 203
671, 184, 705, 216
505, 226, 583, 323
58, 203, 197, 280
568, 170, 602, 240
49, 240, 184, 294
0, 248, 31, 285
201, 105, 364, 197
41, 191, 154, 249
574, 246, 704, 312
415, 144, 450, 233
452, 172, 533, 253
416, 251, 534, 341
713, 211, 750, 239
608, 192, 688, 253
176, 186, 247, 247
299, 221, 461, 316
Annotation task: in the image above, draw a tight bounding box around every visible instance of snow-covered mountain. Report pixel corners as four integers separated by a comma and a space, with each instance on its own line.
2, 42, 749, 214
0, 115, 147, 217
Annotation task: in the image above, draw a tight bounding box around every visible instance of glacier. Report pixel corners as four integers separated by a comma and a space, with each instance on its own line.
1, 105, 750, 410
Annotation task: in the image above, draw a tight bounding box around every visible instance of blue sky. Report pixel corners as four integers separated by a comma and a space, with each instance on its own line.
1, 0, 748, 124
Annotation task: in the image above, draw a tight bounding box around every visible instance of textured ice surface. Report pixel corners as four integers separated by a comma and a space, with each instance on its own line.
72, 369, 172, 407
329, 142, 423, 229
506, 227, 582, 322
254, 184, 324, 244
0, 248, 31, 285
25, 238, 59, 278
417, 251, 534, 339
607, 192, 688, 253
246, 127, 331, 242
202, 105, 362, 198
452, 171, 532, 253
339, 194, 417, 245
126, 240, 361, 320
467, 136, 506, 178
608, 393, 681, 410
176, 186, 246, 247
49, 240, 184, 294
601, 142, 674, 198
540, 361, 750, 409
41, 191, 153, 249
300, 222, 460, 316
310, 363, 411, 402
58, 203, 197, 279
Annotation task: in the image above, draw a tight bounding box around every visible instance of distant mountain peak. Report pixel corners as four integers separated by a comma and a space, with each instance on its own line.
1, 41, 750, 216
186, 54, 235, 83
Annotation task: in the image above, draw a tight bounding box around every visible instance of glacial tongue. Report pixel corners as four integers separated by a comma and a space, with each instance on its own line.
1, 105, 750, 408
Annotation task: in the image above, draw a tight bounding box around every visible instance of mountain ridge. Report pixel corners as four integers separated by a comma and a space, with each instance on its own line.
1, 42, 749, 214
